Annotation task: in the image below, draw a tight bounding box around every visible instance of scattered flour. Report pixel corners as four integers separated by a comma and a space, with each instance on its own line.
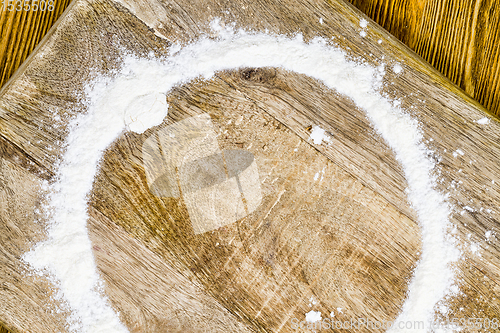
470, 243, 479, 254
305, 310, 322, 323
313, 167, 326, 182
359, 19, 368, 37
453, 149, 465, 158
463, 206, 475, 212
438, 304, 449, 315
476, 117, 490, 125
393, 62, 403, 74
23, 19, 459, 333
309, 125, 331, 145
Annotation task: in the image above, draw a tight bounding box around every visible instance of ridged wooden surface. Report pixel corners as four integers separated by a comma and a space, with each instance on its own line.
0, 0, 71, 88
2, 0, 500, 119
0, 0, 500, 332
348, 0, 500, 117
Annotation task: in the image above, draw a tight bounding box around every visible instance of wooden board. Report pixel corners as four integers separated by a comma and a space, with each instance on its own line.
347, 0, 500, 117
0, 0, 72, 88
0, 0, 500, 331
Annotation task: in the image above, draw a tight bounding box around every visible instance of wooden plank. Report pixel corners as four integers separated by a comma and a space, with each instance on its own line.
347, 0, 500, 117
0, 0, 72, 89
0, 0, 499, 331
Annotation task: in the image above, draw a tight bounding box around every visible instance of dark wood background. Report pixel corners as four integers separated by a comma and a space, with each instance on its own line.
347, 0, 500, 116
0, 0, 71, 87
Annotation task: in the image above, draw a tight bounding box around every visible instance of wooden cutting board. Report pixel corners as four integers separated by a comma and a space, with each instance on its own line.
0, 0, 499, 331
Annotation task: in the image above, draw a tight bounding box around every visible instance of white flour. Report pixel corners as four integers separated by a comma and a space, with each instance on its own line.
24, 20, 459, 332
476, 117, 490, 125
305, 310, 322, 323
309, 125, 331, 145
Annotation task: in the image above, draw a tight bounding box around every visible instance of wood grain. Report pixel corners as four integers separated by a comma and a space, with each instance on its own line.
90, 77, 420, 332
0, 0, 72, 88
347, 0, 500, 117
0, 0, 499, 331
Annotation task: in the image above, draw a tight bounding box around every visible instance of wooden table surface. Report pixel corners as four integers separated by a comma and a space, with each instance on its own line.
348, 0, 500, 118
0, 0, 499, 331
0, 0, 71, 88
